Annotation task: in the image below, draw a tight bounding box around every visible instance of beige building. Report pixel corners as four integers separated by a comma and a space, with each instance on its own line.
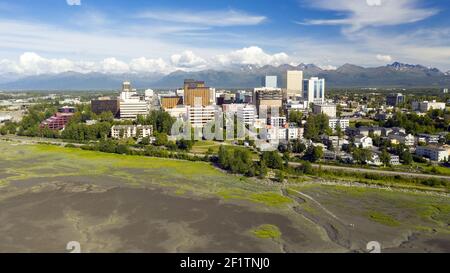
313, 103, 337, 118
160, 96, 183, 109
183, 79, 213, 107
286, 70, 303, 98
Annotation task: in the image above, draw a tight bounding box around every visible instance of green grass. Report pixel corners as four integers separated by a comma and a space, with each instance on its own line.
251, 224, 281, 239
367, 211, 401, 227
191, 141, 222, 154
218, 189, 292, 208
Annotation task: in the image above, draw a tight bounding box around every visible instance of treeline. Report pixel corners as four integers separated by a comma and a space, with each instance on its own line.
78, 139, 207, 162
382, 110, 449, 134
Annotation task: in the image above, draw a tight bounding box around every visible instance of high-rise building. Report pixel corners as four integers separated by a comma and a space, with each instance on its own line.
183, 79, 213, 107
386, 93, 404, 107
91, 97, 120, 117
253, 87, 284, 116
303, 77, 325, 104
119, 81, 148, 119
188, 105, 217, 128
263, 76, 278, 88
286, 71, 303, 98
160, 96, 183, 110
237, 104, 256, 125
122, 81, 132, 92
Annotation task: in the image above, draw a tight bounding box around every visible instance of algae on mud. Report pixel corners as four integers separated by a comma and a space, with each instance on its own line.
0, 141, 449, 253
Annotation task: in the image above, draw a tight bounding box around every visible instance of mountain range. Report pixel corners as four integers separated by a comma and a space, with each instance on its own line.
0, 62, 449, 90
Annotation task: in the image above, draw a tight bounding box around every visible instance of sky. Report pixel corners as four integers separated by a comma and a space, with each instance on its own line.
0, 0, 449, 75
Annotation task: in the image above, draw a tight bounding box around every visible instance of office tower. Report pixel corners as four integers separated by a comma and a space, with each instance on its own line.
122, 81, 132, 92
263, 75, 278, 88
183, 79, 213, 107
386, 93, 405, 107
160, 96, 183, 110
237, 104, 256, 125
91, 97, 120, 117
303, 77, 325, 104
286, 70, 303, 98
187, 105, 217, 128
119, 81, 148, 119
253, 87, 284, 116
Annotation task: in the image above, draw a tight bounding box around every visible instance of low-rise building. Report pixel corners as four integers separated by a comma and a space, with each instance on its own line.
354, 135, 373, 149
390, 155, 401, 166
269, 116, 287, 128
412, 100, 446, 112
313, 103, 336, 118
111, 125, 153, 139
416, 146, 449, 162
388, 133, 415, 146
328, 119, 349, 131
40, 106, 75, 130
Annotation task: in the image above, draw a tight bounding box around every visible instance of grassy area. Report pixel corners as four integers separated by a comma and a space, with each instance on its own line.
251, 224, 282, 239
218, 189, 292, 208
191, 141, 222, 154
367, 211, 401, 227
0, 142, 291, 211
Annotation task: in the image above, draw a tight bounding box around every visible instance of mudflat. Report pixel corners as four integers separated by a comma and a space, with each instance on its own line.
0, 142, 448, 253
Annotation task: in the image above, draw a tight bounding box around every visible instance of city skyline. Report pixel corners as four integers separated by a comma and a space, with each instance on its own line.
0, 0, 449, 76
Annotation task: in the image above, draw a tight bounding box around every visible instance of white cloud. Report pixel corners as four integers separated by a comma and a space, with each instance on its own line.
137, 9, 266, 27
376, 54, 393, 62
216, 46, 290, 67
66, 0, 81, 6
129, 57, 170, 73
301, 0, 438, 31
170, 51, 207, 69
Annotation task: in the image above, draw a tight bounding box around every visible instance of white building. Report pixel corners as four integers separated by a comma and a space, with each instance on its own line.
416, 146, 449, 162
328, 119, 350, 131
237, 104, 256, 125
166, 106, 188, 119
355, 135, 373, 149
313, 103, 336, 118
269, 116, 287, 128
286, 70, 303, 98
303, 77, 325, 104
287, 126, 304, 140
119, 82, 148, 119
390, 155, 401, 166
412, 100, 446, 112
388, 133, 415, 146
111, 125, 153, 139
188, 105, 217, 128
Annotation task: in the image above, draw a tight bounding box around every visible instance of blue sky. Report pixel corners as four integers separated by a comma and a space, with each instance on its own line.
0, 0, 449, 75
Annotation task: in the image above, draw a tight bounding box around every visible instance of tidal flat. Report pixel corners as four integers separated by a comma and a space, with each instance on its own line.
0, 141, 448, 253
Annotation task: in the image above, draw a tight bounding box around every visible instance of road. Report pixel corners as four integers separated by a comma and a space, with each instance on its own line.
2, 135, 450, 181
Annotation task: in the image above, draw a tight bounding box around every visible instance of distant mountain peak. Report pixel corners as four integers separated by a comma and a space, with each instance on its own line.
387, 62, 441, 73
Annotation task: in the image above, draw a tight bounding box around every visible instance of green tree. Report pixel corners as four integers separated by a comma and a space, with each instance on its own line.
262, 151, 284, 170
380, 149, 391, 167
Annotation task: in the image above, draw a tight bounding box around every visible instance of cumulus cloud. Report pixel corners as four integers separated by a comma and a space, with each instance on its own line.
216, 46, 290, 67
170, 51, 207, 69
0, 48, 293, 76
129, 57, 170, 73
376, 54, 393, 62
66, 0, 81, 6
137, 9, 266, 27
300, 0, 438, 31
